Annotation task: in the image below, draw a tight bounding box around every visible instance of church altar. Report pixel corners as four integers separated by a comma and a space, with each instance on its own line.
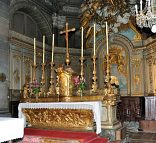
0, 117, 24, 142
18, 101, 102, 134
19, 22, 121, 141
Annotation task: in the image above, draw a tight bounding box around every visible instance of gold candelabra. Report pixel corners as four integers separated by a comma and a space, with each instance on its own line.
105, 54, 110, 82
91, 55, 97, 94
80, 57, 84, 82
32, 64, 37, 82
79, 56, 85, 97
103, 54, 117, 105
47, 62, 56, 96
39, 63, 46, 97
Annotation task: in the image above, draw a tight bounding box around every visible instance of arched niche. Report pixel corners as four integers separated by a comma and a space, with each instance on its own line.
9, 0, 52, 44
95, 34, 133, 96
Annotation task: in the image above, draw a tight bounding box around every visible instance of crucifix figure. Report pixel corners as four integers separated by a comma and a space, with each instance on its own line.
60, 22, 76, 66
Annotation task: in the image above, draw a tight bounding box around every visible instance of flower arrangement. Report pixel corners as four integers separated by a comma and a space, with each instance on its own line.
73, 76, 86, 91
29, 80, 40, 95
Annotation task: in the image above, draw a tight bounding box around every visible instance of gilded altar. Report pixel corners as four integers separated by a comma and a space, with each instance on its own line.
18, 102, 102, 134
22, 108, 93, 131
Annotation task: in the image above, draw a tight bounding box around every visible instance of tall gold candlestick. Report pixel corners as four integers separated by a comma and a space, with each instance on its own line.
33, 38, 37, 82
32, 65, 36, 82
47, 62, 56, 97
79, 26, 84, 97
52, 34, 54, 63
91, 55, 97, 93
81, 27, 83, 58
39, 63, 46, 97
34, 38, 36, 66
91, 24, 97, 94
93, 24, 96, 56
106, 22, 109, 55
43, 35, 45, 64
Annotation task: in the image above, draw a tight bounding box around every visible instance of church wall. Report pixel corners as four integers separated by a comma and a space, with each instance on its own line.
9, 31, 81, 92
0, 0, 10, 109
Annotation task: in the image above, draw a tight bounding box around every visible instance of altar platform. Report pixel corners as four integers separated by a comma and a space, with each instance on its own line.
20, 128, 109, 143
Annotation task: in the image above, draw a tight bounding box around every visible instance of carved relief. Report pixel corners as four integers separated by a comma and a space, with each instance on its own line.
12, 54, 22, 89
23, 57, 33, 86
131, 58, 143, 95
22, 108, 94, 131
13, 69, 20, 84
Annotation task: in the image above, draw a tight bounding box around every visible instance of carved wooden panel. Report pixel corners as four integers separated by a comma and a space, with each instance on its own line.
119, 96, 144, 122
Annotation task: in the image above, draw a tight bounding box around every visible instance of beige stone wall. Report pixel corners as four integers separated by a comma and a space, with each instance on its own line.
9, 31, 81, 91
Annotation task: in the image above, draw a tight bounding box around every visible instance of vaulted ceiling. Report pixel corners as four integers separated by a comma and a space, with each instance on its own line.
10, 0, 156, 41
40, 0, 155, 39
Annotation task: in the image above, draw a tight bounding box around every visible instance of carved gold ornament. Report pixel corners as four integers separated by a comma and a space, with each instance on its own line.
22, 108, 94, 131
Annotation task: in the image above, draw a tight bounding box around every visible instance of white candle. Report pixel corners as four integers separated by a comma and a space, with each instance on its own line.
94, 24, 96, 56
34, 38, 36, 66
81, 27, 83, 58
43, 35, 45, 64
106, 22, 109, 55
135, 5, 138, 15
52, 34, 54, 63
140, 0, 142, 13
148, 0, 151, 7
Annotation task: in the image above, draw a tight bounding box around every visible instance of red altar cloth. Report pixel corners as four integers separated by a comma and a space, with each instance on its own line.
23, 128, 109, 143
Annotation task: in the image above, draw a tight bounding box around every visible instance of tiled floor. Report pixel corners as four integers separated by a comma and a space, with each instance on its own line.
128, 132, 156, 143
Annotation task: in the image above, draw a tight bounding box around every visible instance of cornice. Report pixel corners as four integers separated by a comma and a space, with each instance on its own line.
9, 30, 81, 55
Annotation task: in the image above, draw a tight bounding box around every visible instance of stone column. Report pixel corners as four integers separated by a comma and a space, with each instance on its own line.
100, 102, 122, 141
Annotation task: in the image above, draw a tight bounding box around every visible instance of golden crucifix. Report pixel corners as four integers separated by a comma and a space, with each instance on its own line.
60, 22, 76, 66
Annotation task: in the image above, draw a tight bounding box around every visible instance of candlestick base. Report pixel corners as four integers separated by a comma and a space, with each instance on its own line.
47, 62, 56, 97
32, 65, 37, 81
39, 85, 46, 97
39, 63, 46, 97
